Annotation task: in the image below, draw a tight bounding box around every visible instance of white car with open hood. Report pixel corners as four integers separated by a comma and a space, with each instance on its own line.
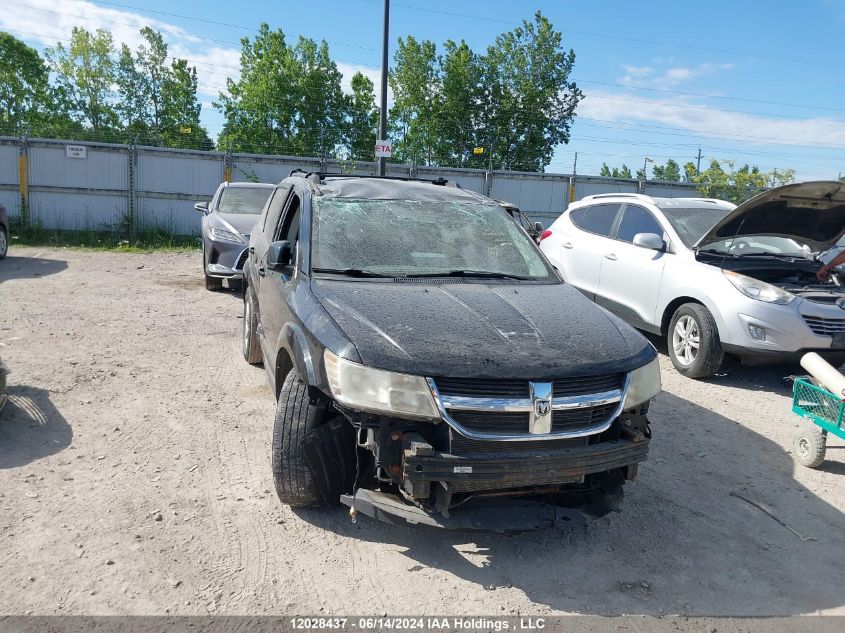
540, 181, 845, 378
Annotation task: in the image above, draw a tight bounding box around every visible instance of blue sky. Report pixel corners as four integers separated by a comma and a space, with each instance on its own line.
3, 0, 844, 179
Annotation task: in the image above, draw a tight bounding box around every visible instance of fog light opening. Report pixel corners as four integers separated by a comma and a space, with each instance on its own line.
748, 324, 766, 341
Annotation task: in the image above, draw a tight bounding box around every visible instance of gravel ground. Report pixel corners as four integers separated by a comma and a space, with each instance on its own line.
0, 246, 843, 616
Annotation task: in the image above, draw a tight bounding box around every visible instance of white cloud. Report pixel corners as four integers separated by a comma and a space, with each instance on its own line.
580, 90, 845, 148
0, 0, 385, 102
620, 61, 734, 89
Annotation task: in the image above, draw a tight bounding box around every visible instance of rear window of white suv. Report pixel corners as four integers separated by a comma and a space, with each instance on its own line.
569, 203, 621, 236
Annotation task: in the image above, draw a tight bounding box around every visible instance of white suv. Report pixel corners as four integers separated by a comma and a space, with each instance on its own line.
539, 182, 845, 378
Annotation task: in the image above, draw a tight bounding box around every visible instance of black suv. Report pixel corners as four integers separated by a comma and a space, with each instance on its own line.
243, 173, 660, 527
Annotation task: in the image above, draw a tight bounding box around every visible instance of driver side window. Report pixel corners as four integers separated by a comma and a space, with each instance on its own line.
615, 205, 664, 243
275, 193, 302, 265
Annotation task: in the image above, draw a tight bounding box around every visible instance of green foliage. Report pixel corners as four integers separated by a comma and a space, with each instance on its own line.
388, 35, 439, 164
692, 160, 796, 203
347, 72, 379, 161
47, 27, 119, 132
600, 163, 633, 179
0, 32, 54, 135
651, 159, 682, 182
10, 218, 200, 252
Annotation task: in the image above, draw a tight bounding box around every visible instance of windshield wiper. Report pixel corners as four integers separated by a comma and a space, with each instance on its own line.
311, 267, 393, 278
730, 252, 807, 260
697, 249, 738, 257
402, 270, 532, 280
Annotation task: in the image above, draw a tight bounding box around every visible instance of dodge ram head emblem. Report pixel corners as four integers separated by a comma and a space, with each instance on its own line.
528, 381, 553, 434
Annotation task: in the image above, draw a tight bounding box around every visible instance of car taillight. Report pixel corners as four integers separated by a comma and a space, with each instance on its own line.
539, 229, 552, 242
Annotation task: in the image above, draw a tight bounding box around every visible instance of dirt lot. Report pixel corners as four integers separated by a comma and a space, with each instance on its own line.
0, 246, 843, 616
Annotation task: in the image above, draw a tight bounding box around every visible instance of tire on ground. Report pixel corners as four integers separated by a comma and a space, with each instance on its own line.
242, 289, 263, 365
667, 303, 723, 379
0, 226, 7, 260
205, 273, 223, 291
793, 426, 826, 468
271, 370, 330, 507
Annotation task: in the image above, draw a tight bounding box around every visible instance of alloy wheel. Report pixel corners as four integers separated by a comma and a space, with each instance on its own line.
672, 315, 700, 366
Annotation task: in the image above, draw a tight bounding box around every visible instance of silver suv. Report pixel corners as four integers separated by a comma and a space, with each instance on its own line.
540, 181, 845, 378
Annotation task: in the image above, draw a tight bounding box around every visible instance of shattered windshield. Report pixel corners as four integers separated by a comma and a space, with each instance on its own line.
311, 199, 555, 280
217, 187, 273, 215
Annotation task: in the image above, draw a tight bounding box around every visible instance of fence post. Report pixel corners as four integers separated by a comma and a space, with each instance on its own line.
127, 143, 137, 241
18, 134, 29, 226
224, 146, 233, 182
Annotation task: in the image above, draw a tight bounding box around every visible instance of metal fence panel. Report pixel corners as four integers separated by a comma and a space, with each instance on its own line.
233, 154, 319, 184
29, 190, 127, 230
415, 166, 487, 193
29, 141, 128, 190
644, 181, 700, 198
137, 148, 222, 196
136, 195, 201, 235
0, 139, 19, 217
573, 176, 639, 200
492, 172, 568, 214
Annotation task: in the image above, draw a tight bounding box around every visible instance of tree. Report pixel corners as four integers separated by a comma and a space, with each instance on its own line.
389, 35, 439, 164
290, 37, 347, 157
651, 159, 682, 182
599, 163, 633, 179
435, 40, 484, 167
693, 160, 795, 203
0, 32, 53, 135
47, 27, 118, 133
480, 11, 582, 171
346, 72, 378, 161
162, 59, 211, 149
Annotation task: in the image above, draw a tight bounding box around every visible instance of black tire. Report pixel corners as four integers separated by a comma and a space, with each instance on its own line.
793, 426, 826, 468
242, 288, 263, 365
0, 226, 7, 260
203, 246, 222, 290
271, 371, 328, 508
667, 303, 723, 379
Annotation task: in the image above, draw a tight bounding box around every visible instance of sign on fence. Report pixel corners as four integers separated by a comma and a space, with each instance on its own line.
66, 145, 87, 159
375, 140, 392, 158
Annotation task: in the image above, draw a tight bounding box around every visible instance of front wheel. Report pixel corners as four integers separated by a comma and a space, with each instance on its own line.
0, 226, 7, 260
242, 288, 263, 365
203, 246, 222, 291
667, 303, 723, 379
271, 371, 330, 508
793, 426, 826, 468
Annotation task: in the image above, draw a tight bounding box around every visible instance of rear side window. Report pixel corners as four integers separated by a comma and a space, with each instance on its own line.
616, 205, 664, 242
262, 187, 290, 241
569, 204, 621, 236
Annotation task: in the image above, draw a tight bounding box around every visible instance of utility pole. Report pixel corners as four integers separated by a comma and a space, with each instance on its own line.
572, 152, 578, 176
696, 147, 702, 176
377, 0, 390, 177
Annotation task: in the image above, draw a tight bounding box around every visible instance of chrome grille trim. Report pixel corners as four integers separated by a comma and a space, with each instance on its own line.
426, 374, 631, 442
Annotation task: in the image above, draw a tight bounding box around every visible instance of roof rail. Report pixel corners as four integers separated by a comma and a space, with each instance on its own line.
291, 171, 458, 187
581, 193, 653, 202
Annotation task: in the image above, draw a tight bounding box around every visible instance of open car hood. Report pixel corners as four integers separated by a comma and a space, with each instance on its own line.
694, 181, 845, 251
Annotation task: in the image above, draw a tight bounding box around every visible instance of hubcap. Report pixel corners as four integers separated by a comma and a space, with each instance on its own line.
672, 315, 700, 367
798, 438, 810, 457
243, 295, 251, 355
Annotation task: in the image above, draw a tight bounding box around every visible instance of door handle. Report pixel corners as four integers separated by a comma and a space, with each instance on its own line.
258, 267, 266, 277
561, 241, 573, 249
249, 246, 255, 254
604, 253, 618, 261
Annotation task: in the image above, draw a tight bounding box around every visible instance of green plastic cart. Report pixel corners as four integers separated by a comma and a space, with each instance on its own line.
792, 377, 845, 468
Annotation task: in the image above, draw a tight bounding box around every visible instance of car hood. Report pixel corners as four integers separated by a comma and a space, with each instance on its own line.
213, 212, 260, 236
694, 181, 845, 251
312, 280, 654, 379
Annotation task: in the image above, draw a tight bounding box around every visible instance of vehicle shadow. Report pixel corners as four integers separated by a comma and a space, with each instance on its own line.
0, 255, 67, 283
294, 390, 845, 616
0, 385, 73, 469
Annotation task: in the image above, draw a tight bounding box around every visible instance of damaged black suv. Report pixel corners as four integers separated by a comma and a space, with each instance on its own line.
242, 173, 660, 527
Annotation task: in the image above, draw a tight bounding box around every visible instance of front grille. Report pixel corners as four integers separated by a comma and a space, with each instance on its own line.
234, 250, 249, 271
450, 403, 617, 436
433, 373, 623, 398
802, 315, 845, 335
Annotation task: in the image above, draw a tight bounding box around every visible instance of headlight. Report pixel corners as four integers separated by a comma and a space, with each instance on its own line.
623, 357, 661, 409
209, 227, 243, 243
723, 270, 794, 304
323, 349, 440, 420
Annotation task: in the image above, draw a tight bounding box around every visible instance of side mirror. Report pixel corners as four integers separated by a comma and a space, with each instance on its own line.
194, 201, 209, 214
533, 221, 544, 235
632, 232, 666, 251
267, 240, 293, 271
